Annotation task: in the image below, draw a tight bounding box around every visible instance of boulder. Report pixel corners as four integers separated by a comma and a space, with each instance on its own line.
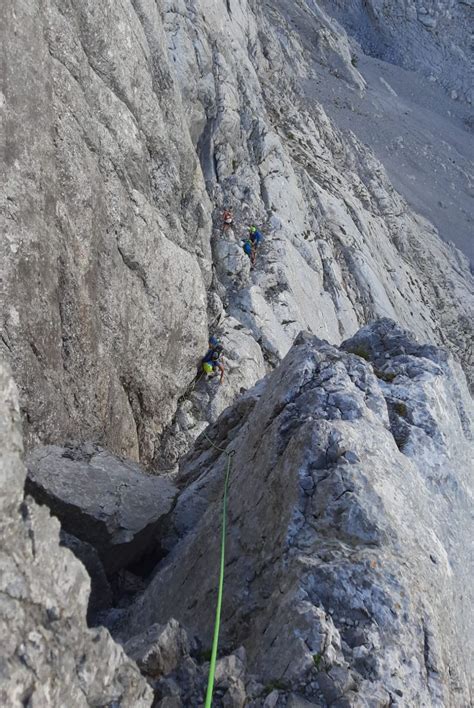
124, 620, 190, 678
26, 443, 177, 574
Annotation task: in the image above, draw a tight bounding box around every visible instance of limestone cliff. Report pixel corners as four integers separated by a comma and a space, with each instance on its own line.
1, 0, 473, 472
0, 362, 153, 707
1, 1, 473, 707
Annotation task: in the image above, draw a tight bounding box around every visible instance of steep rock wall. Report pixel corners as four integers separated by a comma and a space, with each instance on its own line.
1, 0, 473, 472
1, 0, 212, 464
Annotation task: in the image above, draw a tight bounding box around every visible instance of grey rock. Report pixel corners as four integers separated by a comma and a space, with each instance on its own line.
60, 530, 112, 616
286, 695, 320, 707
215, 649, 247, 687
2, 0, 473, 703
263, 691, 280, 708
156, 698, 183, 708
124, 619, 190, 679
2, 0, 473, 480
0, 361, 153, 706
26, 443, 177, 573
317, 667, 356, 704
123, 322, 473, 706
223, 679, 247, 708
1, 0, 213, 466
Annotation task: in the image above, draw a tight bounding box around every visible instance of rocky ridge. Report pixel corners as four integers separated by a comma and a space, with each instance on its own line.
1, 0, 473, 706
120, 319, 474, 706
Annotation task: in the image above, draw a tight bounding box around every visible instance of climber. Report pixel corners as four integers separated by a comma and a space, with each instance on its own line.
242, 226, 262, 265
242, 237, 256, 265
202, 338, 224, 383
249, 225, 263, 248
223, 209, 233, 229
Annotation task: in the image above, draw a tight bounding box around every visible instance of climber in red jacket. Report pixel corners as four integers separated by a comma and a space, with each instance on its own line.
223, 209, 233, 229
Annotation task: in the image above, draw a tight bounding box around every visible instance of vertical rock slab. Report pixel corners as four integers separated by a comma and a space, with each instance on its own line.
1, 0, 211, 464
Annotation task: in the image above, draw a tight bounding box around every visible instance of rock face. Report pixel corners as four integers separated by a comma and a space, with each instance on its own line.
2, 0, 473, 473
1, 0, 474, 704
1, 0, 211, 464
0, 361, 153, 707
60, 531, 113, 617
123, 321, 473, 706
26, 443, 177, 574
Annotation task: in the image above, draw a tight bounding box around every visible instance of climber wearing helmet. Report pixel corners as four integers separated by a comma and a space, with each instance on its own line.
249, 225, 263, 247
202, 337, 224, 383
242, 226, 262, 265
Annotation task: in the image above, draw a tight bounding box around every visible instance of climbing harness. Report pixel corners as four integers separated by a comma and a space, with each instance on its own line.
203, 432, 236, 708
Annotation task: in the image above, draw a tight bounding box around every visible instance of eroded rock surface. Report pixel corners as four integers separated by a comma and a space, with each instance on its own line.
0, 361, 153, 707
122, 321, 473, 706
1, 0, 473, 703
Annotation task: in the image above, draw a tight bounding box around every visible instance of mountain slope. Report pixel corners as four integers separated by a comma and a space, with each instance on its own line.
1, 0, 473, 473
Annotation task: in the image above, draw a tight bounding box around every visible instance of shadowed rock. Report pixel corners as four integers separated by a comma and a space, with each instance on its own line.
26, 443, 177, 574
60, 530, 112, 617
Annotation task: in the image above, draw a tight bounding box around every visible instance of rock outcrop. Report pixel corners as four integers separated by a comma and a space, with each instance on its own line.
0, 361, 153, 707
122, 321, 473, 706
26, 443, 177, 574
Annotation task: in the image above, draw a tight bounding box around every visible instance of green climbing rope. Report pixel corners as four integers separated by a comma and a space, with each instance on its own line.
203, 432, 235, 708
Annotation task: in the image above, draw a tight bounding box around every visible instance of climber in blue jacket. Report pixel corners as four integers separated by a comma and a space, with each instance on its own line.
249, 225, 262, 247
242, 226, 262, 265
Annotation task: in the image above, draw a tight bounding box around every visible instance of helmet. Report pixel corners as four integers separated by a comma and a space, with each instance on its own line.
209, 335, 220, 347
249, 226, 257, 233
